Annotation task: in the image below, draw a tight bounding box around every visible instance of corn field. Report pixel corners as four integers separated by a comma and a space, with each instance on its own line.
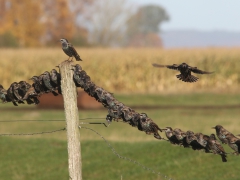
0, 47, 239, 94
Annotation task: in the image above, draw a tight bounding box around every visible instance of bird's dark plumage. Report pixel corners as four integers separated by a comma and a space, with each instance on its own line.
152, 62, 213, 83
186, 131, 209, 152
172, 128, 189, 147
212, 125, 232, 144
207, 134, 227, 162
138, 113, 162, 140
60, 38, 82, 61
224, 133, 240, 155
162, 127, 180, 145
0, 84, 10, 103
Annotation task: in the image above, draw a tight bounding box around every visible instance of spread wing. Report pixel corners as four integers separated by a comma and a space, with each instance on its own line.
152, 63, 179, 70
190, 67, 214, 74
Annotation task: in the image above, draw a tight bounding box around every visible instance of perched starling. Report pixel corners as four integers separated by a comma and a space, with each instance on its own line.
50, 69, 61, 94
152, 62, 213, 83
7, 83, 19, 106
18, 81, 34, 105
186, 131, 210, 152
12, 82, 24, 104
194, 133, 211, 153
30, 76, 45, 95
0, 84, 10, 103
224, 133, 240, 155
23, 86, 39, 103
60, 38, 82, 61
212, 125, 233, 144
207, 134, 227, 162
162, 127, 179, 145
138, 113, 162, 140
172, 128, 189, 147
42, 71, 58, 96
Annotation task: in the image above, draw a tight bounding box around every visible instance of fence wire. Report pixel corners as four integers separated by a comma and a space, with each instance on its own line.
80, 126, 174, 180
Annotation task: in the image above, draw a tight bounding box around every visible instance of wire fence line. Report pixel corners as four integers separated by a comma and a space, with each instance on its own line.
0, 117, 105, 123
0, 128, 66, 136
80, 126, 174, 180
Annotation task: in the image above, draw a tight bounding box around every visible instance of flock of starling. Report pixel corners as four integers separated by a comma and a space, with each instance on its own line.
0, 69, 61, 106
162, 125, 240, 162
0, 38, 238, 163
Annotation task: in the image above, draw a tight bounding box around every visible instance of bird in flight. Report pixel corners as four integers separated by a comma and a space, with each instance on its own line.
60, 38, 82, 61
152, 62, 213, 83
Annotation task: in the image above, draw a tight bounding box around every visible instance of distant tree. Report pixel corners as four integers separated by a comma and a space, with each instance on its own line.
126, 4, 169, 47
85, 0, 134, 47
0, 0, 44, 47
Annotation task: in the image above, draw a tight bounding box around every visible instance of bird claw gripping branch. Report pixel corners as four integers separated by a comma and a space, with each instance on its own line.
71, 64, 164, 140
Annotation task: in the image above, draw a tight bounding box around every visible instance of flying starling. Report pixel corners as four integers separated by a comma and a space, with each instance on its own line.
60, 38, 82, 61
212, 125, 233, 144
207, 134, 227, 162
152, 62, 213, 83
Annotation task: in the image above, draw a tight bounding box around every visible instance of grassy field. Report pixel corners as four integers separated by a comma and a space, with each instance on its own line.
0, 93, 240, 180
0, 48, 240, 93
0, 48, 239, 179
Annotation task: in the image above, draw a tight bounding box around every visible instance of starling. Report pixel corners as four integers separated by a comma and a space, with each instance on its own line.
11, 82, 25, 104
162, 127, 179, 145
60, 38, 82, 61
0, 84, 11, 103
194, 133, 211, 153
7, 83, 19, 106
172, 128, 189, 147
152, 62, 213, 83
42, 71, 58, 96
18, 81, 34, 105
186, 131, 210, 152
30, 76, 45, 95
50, 69, 61, 94
138, 113, 162, 140
224, 133, 240, 155
207, 134, 227, 162
212, 125, 233, 144
23, 87, 39, 104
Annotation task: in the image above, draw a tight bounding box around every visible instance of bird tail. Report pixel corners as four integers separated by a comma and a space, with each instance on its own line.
75, 54, 82, 61
221, 154, 227, 162
176, 74, 199, 83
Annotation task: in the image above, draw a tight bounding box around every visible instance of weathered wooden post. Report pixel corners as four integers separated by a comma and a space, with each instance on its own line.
59, 60, 82, 180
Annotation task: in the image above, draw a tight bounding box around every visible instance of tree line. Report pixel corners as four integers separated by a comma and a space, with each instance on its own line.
0, 0, 169, 47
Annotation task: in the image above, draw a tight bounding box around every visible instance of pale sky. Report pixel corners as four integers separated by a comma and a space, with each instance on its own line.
131, 0, 240, 32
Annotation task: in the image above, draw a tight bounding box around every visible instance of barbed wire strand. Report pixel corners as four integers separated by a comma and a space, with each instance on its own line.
0, 128, 66, 136
79, 125, 174, 180
0, 117, 105, 123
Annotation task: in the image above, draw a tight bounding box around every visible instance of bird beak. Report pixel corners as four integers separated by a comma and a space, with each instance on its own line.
211, 127, 215, 129
56, 65, 59, 68
161, 128, 167, 131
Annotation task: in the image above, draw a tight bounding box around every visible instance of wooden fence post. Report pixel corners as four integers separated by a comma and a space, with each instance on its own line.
59, 60, 82, 180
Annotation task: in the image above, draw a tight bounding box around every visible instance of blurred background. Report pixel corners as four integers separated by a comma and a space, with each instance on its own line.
0, 1, 240, 180
1, 0, 240, 48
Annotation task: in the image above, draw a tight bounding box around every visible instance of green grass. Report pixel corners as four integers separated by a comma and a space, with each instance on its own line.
0, 93, 240, 179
